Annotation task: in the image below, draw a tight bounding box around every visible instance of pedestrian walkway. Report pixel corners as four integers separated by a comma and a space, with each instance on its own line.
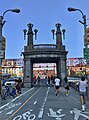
45, 86, 89, 120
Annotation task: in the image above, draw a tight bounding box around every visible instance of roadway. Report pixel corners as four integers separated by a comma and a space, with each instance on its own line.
0, 79, 89, 120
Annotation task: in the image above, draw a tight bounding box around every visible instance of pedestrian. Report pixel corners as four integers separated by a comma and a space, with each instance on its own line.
48, 76, 50, 85
33, 76, 37, 85
37, 75, 40, 85
64, 76, 69, 96
54, 76, 60, 96
15, 79, 19, 96
18, 77, 22, 94
45, 76, 48, 85
50, 75, 54, 85
77, 76, 88, 111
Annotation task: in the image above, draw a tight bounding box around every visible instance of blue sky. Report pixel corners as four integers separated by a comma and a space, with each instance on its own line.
0, 0, 89, 59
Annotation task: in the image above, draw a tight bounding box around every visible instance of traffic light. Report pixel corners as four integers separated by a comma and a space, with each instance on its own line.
85, 27, 89, 45
2, 36, 6, 50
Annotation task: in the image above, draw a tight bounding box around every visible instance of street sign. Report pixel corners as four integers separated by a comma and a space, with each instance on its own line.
85, 66, 89, 74
83, 48, 89, 59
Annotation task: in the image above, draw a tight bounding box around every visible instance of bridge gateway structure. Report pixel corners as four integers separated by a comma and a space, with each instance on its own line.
22, 23, 68, 87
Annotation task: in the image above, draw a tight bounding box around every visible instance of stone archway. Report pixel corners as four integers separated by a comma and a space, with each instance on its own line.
22, 23, 68, 88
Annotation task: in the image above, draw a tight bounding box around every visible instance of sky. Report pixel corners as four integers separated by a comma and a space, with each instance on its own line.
0, 0, 89, 59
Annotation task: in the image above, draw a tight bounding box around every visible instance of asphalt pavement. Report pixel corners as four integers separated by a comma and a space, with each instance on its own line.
0, 85, 89, 120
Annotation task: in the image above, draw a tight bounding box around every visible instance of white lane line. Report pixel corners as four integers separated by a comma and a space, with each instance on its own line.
33, 101, 37, 105
38, 87, 50, 118
0, 87, 34, 110
12, 87, 34, 101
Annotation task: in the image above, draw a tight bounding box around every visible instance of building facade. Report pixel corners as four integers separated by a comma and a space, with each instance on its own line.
2, 58, 24, 77
2, 58, 87, 79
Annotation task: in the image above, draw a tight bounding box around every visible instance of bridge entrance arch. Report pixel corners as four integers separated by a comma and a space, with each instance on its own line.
22, 23, 68, 88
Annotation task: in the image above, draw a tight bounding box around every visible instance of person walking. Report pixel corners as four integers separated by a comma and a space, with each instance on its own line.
77, 76, 88, 111
18, 77, 22, 94
15, 79, 19, 96
54, 76, 60, 96
48, 76, 50, 85
64, 76, 69, 96
37, 75, 41, 85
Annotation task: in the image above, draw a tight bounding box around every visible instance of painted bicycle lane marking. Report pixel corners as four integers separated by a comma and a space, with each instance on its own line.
5, 102, 21, 110
1, 101, 37, 120
0, 102, 21, 114
0, 87, 34, 111
47, 108, 89, 120
12, 87, 50, 120
6, 87, 42, 120
0, 87, 34, 115
7, 101, 37, 120
13, 110, 36, 120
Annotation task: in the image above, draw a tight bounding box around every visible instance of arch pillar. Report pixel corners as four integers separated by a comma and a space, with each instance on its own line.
60, 57, 67, 80
24, 58, 33, 88
56, 60, 61, 78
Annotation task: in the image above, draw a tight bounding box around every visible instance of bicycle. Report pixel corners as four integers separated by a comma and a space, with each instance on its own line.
3, 85, 16, 100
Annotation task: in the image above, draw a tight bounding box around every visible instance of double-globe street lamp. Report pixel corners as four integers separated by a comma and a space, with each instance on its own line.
0, 8, 20, 102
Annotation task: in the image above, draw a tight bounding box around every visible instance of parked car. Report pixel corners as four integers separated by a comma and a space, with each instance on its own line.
5, 81, 16, 86
2, 77, 17, 86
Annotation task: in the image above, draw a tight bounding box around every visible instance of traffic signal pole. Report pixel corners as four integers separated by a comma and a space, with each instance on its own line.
0, 16, 3, 103
83, 15, 87, 48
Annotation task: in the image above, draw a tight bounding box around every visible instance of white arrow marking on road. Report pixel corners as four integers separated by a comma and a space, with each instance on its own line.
6, 110, 13, 115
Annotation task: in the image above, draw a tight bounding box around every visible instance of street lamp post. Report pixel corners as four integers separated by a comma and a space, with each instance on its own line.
0, 8, 20, 102
67, 7, 89, 99
67, 7, 87, 48
67, 7, 87, 72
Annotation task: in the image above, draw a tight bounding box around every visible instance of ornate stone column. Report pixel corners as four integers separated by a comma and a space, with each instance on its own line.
60, 57, 67, 80
55, 23, 62, 49
56, 60, 61, 79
